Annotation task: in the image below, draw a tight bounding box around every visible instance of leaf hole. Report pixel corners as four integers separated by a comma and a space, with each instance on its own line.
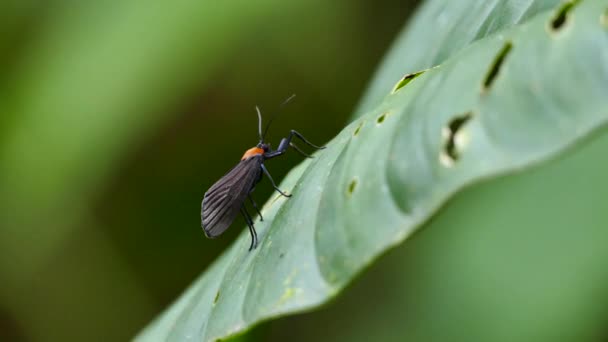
483, 41, 513, 91
214, 290, 220, 305
376, 113, 388, 125
550, 0, 581, 31
353, 121, 364, 136
347, 178, 358, 196
440, 112, 473, 167
390, 70, 426, 94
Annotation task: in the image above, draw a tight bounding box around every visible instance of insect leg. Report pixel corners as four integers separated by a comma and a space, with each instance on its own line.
240, 207, 258, 251
289, 142, 313, 159
244, 206, 259, 250
248, 193, 264, 221
264, 130, 325, 159
261, 163, 291, 198
290, 130, 325, 149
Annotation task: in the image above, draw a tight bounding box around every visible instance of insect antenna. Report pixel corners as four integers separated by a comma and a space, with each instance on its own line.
256, 106, 263, 143
261, 94, 296, 142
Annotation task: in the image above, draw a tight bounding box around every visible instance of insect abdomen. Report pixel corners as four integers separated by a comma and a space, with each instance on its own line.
201, 155, 263, 237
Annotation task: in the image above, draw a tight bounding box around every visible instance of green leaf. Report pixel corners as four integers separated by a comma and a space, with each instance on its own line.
353, 0, 561, 119
271, 126, 608, 342
138, 1, 608, 341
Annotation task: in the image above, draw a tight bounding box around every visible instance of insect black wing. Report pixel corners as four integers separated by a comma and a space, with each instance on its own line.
201, 155, 263, 238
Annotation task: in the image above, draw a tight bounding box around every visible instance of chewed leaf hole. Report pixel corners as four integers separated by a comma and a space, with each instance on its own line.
353, 121, 364, 136
440, 112, 473, 167
391, 70, 426, 94
483, 41, 513, 91
376, 113, 388, 125
550, 0, 581, 31
214, 291, 220, 305
347, 178, 358, 196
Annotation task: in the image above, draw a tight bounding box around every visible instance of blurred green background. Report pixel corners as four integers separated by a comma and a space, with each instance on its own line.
0, 1, 419, 340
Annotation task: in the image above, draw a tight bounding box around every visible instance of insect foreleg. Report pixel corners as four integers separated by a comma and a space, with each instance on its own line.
290, 130, 325, 149
265, 130, 324, 159
289, 142, 313, 158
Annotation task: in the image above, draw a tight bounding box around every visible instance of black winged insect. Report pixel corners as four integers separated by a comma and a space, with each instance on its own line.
201, 98, 325, 251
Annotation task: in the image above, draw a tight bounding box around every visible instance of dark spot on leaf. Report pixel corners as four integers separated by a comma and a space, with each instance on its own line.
347, 178, 358, 196
550, 0, 581, 31
214, 290, 220, 304
280, 253, 285, 258
376, 113, 388, 124
353, 122, 364, 136
391, 70, 426, 93
483, 42, 513, 91
442, 112, 473, 165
